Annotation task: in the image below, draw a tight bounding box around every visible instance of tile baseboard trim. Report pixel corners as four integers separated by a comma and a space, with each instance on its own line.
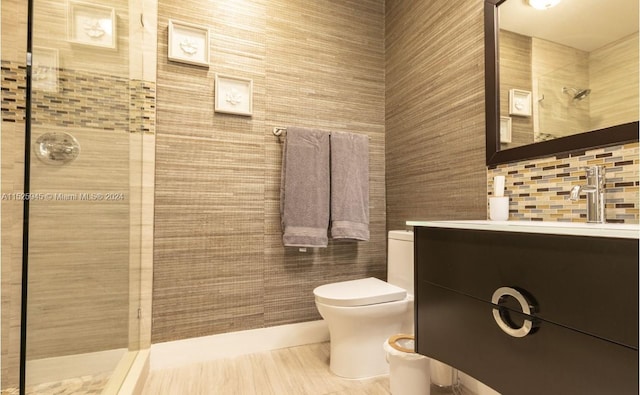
149, 320, 329, 371
116, 350, 150, 395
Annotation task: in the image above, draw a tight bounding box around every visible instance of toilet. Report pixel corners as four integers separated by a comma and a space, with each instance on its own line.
313, 230, 415, 379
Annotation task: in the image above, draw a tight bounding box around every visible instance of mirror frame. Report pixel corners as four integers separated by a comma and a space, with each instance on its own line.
484, 0, 639, 166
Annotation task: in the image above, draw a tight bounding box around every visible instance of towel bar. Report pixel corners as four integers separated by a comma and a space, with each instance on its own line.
273, 127, 370, 141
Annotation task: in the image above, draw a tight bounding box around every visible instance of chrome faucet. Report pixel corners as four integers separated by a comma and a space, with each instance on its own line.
568, 165, 606, 223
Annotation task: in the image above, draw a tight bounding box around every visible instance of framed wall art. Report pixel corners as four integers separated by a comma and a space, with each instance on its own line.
214, 74, 253, 116
32, 47, 59, 93
68, 1, 117, 49
500, 116, 512, 143
508, 89, 532, 117
168, 19, 210, 67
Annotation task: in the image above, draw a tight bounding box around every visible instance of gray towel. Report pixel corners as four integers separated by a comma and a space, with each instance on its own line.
280, 127, 330, 247
330, 131, 370, 241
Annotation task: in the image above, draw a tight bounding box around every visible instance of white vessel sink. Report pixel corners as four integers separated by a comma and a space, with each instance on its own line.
406, 220, 640, 239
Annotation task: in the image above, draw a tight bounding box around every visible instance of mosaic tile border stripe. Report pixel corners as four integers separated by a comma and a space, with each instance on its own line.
1, 61, 156, 135
130, 79, 157, 135
487, 142, 639, 223
1, 60, 27, 123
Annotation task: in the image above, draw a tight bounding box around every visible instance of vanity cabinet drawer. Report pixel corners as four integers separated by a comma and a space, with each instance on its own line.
414, 226, 638, 348
415, 281, 638, 395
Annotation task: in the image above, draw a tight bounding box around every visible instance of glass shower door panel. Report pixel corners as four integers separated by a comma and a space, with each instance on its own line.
26, 0, 141, 393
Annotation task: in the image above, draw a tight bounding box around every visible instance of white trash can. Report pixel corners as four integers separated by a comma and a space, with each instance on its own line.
430, 359, 454, 388
384, 334, 430, 395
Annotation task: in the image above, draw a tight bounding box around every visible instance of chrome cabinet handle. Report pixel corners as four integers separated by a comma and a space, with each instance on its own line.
491, 287, 536, 338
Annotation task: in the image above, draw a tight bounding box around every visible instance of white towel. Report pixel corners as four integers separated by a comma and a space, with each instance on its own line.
330, 131, 370, 241
280, 127, 330, 247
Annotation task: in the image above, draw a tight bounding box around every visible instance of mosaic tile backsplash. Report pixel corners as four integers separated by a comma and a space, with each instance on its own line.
487, 142, 639, 223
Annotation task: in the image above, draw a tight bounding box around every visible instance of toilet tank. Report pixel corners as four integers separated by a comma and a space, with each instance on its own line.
387, 230, 414, 294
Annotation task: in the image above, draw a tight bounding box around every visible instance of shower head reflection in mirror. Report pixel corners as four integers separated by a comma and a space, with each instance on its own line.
562, 86, 591, 101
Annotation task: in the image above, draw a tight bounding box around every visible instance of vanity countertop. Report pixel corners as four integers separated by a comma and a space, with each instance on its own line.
406, 220, 640, 239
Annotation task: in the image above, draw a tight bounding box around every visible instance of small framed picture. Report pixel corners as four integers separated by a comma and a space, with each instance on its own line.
32, 47, 59, 93
168, 19, 210, 67
508, 89, 532, 117
214, 74, 253, 116
500, 116, 512, 143
68, 1, 117, 49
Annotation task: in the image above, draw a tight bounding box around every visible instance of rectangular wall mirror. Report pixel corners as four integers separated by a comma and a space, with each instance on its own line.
485, 0, 639, 166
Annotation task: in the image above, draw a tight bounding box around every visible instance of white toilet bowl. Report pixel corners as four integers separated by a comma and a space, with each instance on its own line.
314, 277, 414, 379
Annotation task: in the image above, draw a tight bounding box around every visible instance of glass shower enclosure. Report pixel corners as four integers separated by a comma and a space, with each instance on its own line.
1, 0, 154, 393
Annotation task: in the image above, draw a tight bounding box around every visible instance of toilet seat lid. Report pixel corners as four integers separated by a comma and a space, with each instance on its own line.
313, 277, 406, 307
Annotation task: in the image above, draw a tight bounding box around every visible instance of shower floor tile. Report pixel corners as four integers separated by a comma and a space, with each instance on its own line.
2, 371, 110, 395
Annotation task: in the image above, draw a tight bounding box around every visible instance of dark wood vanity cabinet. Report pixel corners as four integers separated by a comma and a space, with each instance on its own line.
414, 226, 639, 395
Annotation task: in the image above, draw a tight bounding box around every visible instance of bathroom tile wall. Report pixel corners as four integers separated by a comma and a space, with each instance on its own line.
589, 32, 639, 130
487, 142, 639, 223
531, 36, 590, 140
26, 124, 131, 359
152, 0, 386, 343
384, 0, 487, 231
0, 62, 156, 360
530, 33, 638, 142
499, 30, 534, 148
1, 1, 30, 387
1, 0, 156, 387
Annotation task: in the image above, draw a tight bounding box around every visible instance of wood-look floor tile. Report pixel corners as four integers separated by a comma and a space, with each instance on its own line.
142, 342, 391, 395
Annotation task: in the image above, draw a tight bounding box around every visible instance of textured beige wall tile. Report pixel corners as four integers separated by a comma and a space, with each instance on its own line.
153, 0, 386, 343
385, 0, 487, 231
26, 127, 130, 359
1, 0, 29, 387
533, 37, 590, 139
590, 33, 639, 130
31, 0, 131, 78
499, 30, 533, 148
0, 121, 26, 389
